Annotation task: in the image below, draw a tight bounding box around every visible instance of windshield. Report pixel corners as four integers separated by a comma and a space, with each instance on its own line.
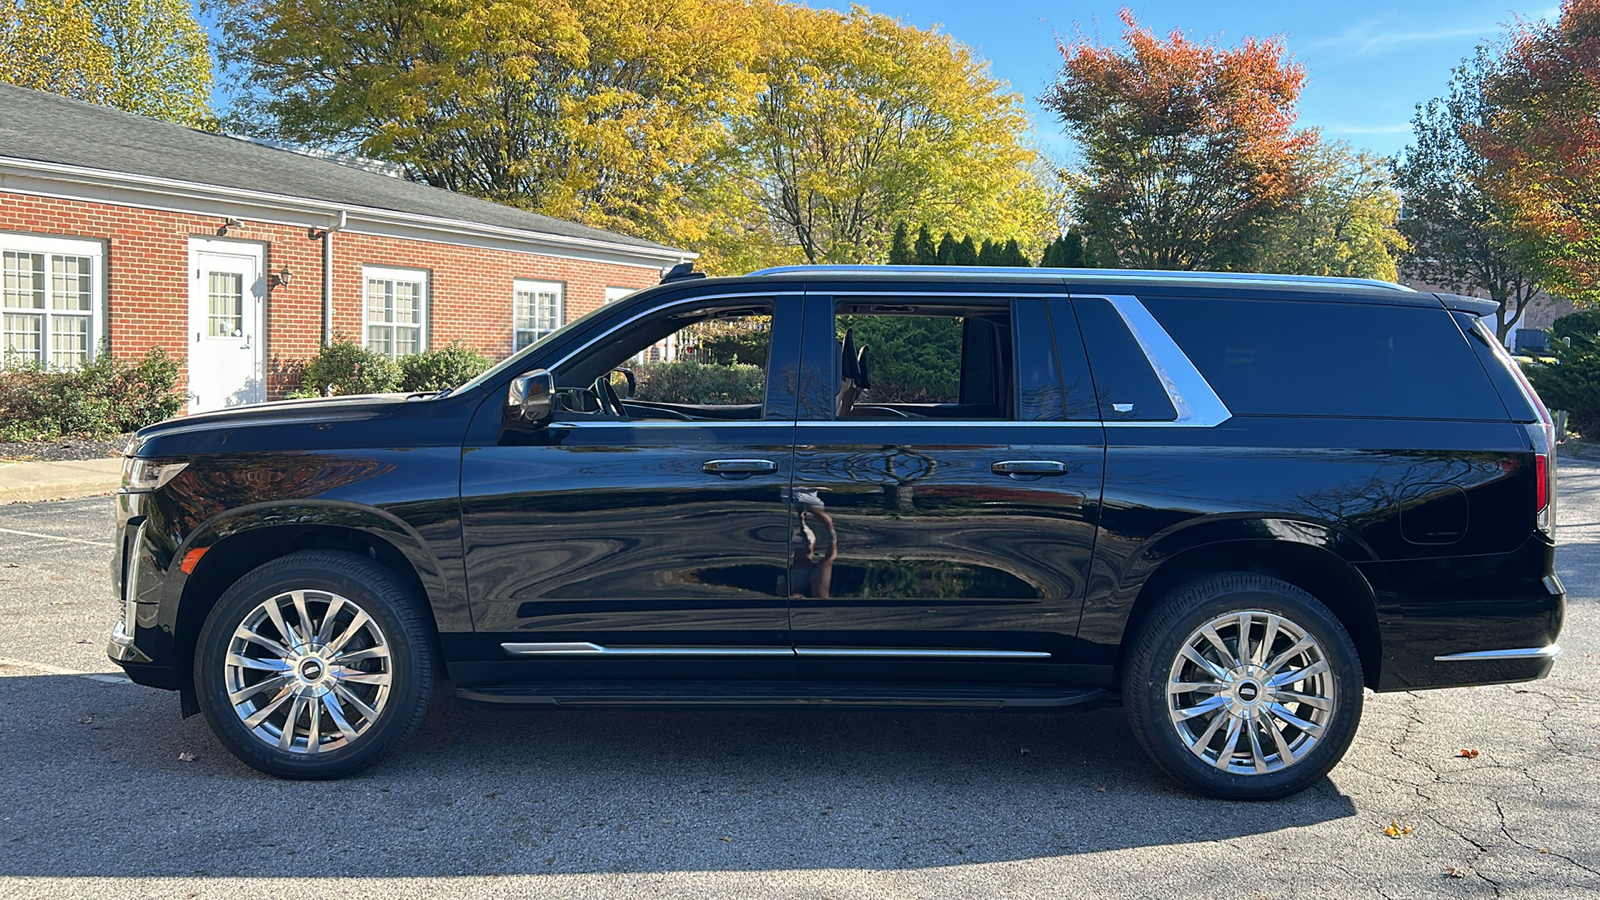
452, 305, 603, 395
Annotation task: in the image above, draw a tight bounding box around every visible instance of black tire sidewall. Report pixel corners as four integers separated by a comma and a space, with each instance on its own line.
1123, 574, 1364, 801
193, 551, 433, 779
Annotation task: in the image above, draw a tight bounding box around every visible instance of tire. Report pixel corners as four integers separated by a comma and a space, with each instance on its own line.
193, 550, 435, 779
1122, 573, 1363, 800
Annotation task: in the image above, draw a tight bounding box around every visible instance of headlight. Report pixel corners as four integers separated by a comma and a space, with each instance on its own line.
121, 458, 188, 492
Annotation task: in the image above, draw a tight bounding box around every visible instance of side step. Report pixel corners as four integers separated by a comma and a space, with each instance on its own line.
455, 680, 1108, 711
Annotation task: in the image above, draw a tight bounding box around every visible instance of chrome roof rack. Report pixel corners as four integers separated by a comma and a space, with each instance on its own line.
746, 264, 1415, 293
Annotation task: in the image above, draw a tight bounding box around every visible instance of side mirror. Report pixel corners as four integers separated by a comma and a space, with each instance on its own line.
507, 369, 555, 425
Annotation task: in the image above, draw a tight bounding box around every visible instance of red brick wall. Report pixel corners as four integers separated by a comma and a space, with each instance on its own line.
0, 190, 664, 398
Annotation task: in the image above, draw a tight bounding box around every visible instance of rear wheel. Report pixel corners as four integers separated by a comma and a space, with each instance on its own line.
194, 550, 434, 779
1122, 573, 1363, 800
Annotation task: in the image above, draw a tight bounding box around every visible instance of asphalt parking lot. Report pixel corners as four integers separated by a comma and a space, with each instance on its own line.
1, 466, 1597, 900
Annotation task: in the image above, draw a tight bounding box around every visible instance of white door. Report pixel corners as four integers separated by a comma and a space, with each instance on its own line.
187, 239, 266, 412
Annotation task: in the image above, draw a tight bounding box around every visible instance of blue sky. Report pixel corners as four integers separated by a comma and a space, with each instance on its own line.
814, 0, 1560, 160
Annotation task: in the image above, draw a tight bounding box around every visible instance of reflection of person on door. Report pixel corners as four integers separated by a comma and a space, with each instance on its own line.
790, 488, 837, 599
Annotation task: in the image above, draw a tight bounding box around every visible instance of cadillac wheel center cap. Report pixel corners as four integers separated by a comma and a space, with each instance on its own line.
1237, 681, 1259, 702
299, 658, 325, 681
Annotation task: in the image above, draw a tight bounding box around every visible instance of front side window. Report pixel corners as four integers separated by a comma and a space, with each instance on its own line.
1, 235, 102, 369
514, 279, 564, 351
363, 266, 427, 358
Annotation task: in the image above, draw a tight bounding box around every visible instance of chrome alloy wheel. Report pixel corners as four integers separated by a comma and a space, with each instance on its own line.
224, 589, 393, 754
1165, 610, 1335, 776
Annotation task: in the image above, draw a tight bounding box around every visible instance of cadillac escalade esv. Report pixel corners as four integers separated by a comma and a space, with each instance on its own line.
108, 265, 1564, 799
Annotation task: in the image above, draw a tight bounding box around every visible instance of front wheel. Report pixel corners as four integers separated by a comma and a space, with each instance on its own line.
193, 550, 434, 779
1122, 573, 1363, 800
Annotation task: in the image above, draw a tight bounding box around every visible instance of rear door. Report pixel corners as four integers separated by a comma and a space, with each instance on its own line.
784, 287, 1106, 681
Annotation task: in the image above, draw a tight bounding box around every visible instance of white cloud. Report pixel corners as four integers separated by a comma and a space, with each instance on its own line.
1303, 17, 1503, 56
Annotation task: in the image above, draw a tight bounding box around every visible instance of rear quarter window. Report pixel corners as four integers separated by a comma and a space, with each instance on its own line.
1141, 297, 1509, 420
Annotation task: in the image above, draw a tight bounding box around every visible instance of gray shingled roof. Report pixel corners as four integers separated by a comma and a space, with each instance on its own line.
0, 83, 682, 255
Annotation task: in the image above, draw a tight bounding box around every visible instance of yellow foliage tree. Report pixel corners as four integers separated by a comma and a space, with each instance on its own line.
0, 0, 212, 127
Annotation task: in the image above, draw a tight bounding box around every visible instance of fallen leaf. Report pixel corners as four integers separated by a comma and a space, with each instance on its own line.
1539, 848, 1549, 854
1384, 819, 1413, 838
1458, 748, 1481, 759
720, 836, 732, 843
177, 751, 197, 762
1095, 786, 1106, 793
1019, 748, 1030, 757
76, 716, 92, 725
1445, 867, 1466, 879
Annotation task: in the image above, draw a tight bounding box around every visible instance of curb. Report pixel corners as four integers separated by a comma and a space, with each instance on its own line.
0, 458, 123, 504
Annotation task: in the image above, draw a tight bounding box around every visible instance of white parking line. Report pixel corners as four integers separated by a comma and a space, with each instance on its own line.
0, 656, 130, 683
0, 525, 113, 548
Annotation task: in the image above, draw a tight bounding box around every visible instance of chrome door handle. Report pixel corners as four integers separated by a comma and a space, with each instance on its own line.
703, 458, 778, 478
991, 460, 1067, 477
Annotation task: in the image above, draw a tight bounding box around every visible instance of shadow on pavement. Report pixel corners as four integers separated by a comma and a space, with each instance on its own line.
0, 673, 1355, 877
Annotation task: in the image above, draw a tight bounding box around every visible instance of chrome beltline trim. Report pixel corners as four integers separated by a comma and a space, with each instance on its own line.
501, 643, 1051, 660
1433, 645, 1561, 662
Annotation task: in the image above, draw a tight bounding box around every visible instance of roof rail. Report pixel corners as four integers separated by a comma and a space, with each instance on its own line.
746, 264, 1415, 293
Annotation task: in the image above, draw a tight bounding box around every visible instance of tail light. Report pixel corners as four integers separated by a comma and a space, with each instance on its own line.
1536, 452, 1549, 514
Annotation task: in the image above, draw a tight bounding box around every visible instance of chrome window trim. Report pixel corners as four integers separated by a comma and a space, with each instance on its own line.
501, 642, 1050, 660
1433, 645, 1561, 662
1094, 294, 1232, 428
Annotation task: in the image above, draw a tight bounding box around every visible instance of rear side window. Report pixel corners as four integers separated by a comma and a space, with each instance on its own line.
1142, 297, 1508, 420
1069, 297, 1177, 421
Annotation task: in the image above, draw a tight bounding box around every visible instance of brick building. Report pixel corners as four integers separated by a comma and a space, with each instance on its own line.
0, 84, 690, 410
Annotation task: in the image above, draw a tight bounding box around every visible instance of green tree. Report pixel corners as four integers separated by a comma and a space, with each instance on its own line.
912, 224, 938, 264
1395, 51, 1543, 341
936, 231, 958, 266
215, 0, 761, 242
1256, 141, 1406, 282
955, 236, 979, 266
727, 3, 1050, 264
978, 239, 1001, 266
1041, 228, 1087, 268
887, 222, 911, 264
1001, 239, 1029, 267
1041, 10, 1314, 270
1, 0, 212, 126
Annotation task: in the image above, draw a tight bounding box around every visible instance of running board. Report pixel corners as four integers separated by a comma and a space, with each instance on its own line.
455, 680, 1108, 711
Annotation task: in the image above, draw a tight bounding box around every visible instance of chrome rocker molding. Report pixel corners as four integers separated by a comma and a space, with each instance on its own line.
1433, 645, 1561, 662
501, 643, 1050, 660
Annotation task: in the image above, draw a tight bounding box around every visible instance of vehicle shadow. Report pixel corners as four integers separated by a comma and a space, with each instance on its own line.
0, 673, 1356, 877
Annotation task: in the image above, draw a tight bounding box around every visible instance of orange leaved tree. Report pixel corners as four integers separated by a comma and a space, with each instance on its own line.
1041, 9, 1315, 271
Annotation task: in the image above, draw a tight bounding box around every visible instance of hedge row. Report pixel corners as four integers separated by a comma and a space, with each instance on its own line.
289, 340, 492, 397
0, 348, 186, 441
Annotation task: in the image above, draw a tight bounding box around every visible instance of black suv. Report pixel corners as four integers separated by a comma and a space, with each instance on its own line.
108, 265, 1563, 799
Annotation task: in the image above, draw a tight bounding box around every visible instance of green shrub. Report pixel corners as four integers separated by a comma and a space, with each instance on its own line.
0, 348, 185, 441
1528, 346, 1600, 438
298, 340, 400, 396
632, 360, 765, 405
398, 341, 492, 392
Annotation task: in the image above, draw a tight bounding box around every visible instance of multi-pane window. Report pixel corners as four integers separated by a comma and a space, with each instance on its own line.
363, 266, 427, 359
1, 236, 102, 369
207, 272, 244, 338
514, 280, 563, 351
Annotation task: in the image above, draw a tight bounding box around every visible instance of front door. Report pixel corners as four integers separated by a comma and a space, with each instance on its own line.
460, 293, 803, 676
187, 238, 265, 412
785, 291, 1106, 681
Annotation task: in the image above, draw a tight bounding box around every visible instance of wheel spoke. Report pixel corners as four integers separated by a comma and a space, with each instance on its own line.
1179, 644, 1230, 681
291, 591, 315, 649
242, 684, 295, 729
227, 653, 291, 673
305, 694, 323, 753
1267, 702, 1325, 737
1233, 612, 1253, 666
278, 695, 307, 750
229, 673, 291, 705
1245, 714, 1269, 774
1269, 658, 1330, 690
323, 688, 361, 741
326, 609, 372, 656
1171, 695, 1228, 722
1275, 688, 1333, 711
1256, 614, 1281, 667
314, 596, 346, 645
1212, 715, 1244, 770
332, 668, 391, 687
1169, 681, 1226, 694
1199, 624, 1235, 666
1187, 705, 1230, 756
264, 597, 300, 653
237, 624, 292, 659
332, 682, 380, 723
1263, 635, 1315, 675
1265, 711, 1297, 764
332, 645, 388, 665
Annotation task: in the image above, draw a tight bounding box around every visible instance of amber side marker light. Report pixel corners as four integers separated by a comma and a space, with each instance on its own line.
179, 547, 208, 575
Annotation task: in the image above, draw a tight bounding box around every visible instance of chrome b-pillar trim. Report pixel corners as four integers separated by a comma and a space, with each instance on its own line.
1433, 645, 1561, 662
1099, 294, 1232, 428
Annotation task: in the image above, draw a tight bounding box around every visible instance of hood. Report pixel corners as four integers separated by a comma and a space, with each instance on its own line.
127, 393, 440, 458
